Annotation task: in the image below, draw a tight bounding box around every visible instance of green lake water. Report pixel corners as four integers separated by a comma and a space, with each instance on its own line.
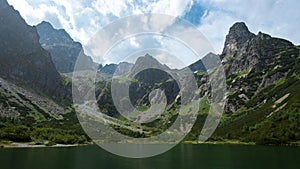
0, 144, 299, 169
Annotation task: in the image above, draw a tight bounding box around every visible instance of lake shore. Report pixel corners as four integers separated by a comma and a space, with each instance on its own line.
182, 140, 256, 145
1, 140, 300, 149
0, 141, 92, 149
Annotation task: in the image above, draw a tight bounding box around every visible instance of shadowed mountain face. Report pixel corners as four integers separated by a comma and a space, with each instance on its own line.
129, 55, 180, 106
36, 21, 97, 73
188, 58, 206, 73
0, 0, 8, 8
96, 54, 180, 117
98, 64, 118, 74
0, 0, 88, 145
188, 52, 221, 73
0, 2, 69, 99
98, 62, 134, 75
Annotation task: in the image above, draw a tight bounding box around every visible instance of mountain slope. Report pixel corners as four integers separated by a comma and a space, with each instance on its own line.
210, 22, 300, 144
92, 27, 300, 144
36, 21, 97, 73
0, 0, 89, 145
0, 2, 69, 100
221, 22, 298, 113
0, 3, 299, 146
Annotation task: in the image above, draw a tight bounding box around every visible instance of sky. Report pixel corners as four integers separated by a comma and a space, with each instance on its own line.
7, 0, 300, 67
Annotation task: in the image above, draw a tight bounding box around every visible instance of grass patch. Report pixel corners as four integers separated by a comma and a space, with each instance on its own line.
274, 77, 286, 87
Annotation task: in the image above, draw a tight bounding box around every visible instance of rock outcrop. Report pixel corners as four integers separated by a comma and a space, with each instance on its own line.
221, 22, 297, 112
36, 21, 97, 73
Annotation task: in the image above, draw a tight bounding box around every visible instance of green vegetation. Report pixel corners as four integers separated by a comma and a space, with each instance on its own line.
198, 96, 210, 115
292, 73, 300, 80
196, 71, 207, 76
0, 109, 90, 145
209, 76, 300, 145
274, 77, 286, 87
233, 68, 251, 78
1, 25, 300, 147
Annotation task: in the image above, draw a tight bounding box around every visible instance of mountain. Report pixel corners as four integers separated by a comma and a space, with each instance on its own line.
201, 52, 221, 71
0, 2, 299, 146
188, 52, 220, 73
98, 62, 134, 75
36, 21, 97, 73
221, 22, 255, 59
130, 54, 170, 75
97, 54, 170, 76
0, 75, 88, 144
221, 22, 297, 112
210, 22, 300, 144
95, 23, 300, 145
96, 54, 179, 117
91, 26, 300, 144
0, 1, 68, 100
0, 0, 90, 145
188, 57, 206, 73
128, 54, 179, 106
98, 64, 118, 74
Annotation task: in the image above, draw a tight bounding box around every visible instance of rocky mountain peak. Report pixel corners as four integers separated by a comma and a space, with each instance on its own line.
135, 54, 160, 66
130, 54, 169, 77
228, 22, 253, 39
39, 21, 53, 28
37, 21, 74, 45
230, 22, 249, 32
36, 21, 97, 73
222, 22, 255, 55
37, 21, 56, 35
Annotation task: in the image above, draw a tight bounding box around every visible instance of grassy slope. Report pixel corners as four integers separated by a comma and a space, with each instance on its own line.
211, 76, 300, 145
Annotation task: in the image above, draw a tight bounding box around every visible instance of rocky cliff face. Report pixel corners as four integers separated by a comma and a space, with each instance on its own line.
222, 22, 255, 57
221, 22, 257, 75
221, 22, 294, 75
221, 22, 298, 113
36, 21, 97, 73
0, 2, 69, 99
212, 23, 300, 144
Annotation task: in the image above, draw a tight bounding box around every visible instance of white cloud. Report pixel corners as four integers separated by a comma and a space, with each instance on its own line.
198, 10, 237, 53
129, 37, 140, 48
7, 0, 191, 46
6, 0, 300, 61
152, 0, 191, 17
7, 0, 43, 23
92, 0, 127, 17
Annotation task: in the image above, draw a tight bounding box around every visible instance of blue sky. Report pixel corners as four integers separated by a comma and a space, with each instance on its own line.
7, 0, 300, 66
